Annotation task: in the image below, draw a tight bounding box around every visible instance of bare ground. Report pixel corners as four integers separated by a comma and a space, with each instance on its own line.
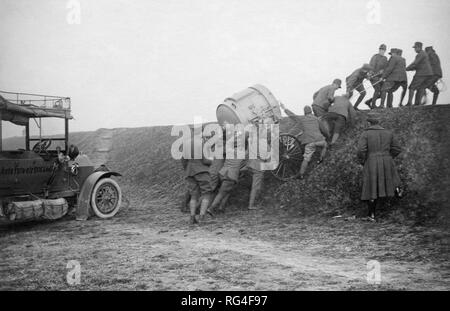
0, 186, 449, 291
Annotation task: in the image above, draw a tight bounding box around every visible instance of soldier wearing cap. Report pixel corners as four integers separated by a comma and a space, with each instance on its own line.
311, 79, 342, 117
324, 94, 356, 145
380, 48, 408, 108
406, 42, 433, 106
346, 64, 374, 110
366, 44, 389, 108
357, 112, 402, 221
424, 46, 443, 105
395, 49, 408, 106
280, 103, 328, 179
181, 130, 214, 224
181, 130, 225, 214
207, 130, 247, 214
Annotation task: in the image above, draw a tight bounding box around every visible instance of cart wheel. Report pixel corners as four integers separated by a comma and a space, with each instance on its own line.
91, 178, 122, 219
271, 133, 303, 181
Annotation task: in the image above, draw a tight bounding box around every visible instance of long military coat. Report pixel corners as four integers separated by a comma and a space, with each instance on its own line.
406, 50, 433, 76
427, 50, 443, 78
357, 125, 402, 201
382, 55, 407, 82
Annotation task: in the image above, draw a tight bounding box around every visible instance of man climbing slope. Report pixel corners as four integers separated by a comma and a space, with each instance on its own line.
311, 79, 342, 117
280, 103, 328, 179
346, 64, 374, 110
325, 94, 356, 146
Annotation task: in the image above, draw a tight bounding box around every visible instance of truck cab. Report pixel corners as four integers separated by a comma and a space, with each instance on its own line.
0, 90, 121, 223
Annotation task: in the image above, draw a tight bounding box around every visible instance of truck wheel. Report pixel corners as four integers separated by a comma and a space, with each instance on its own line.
91, 178, 122, 219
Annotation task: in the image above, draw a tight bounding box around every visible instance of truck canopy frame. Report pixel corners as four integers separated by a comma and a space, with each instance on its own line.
0, 90, 73, 152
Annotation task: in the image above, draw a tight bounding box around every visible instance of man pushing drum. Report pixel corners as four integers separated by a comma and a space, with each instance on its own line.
279, 103, 328, 179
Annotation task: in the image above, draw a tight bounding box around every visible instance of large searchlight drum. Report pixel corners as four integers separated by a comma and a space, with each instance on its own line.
216, 84, 282, 126
216, 85, 304, 181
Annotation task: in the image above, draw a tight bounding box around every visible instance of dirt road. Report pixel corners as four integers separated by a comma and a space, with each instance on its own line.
1, 187, 449, 290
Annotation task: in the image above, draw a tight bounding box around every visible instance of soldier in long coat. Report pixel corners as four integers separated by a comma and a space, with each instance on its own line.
357, 112, 402, 221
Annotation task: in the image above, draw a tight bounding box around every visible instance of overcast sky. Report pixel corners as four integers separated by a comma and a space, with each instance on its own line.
1, 0, 449, 137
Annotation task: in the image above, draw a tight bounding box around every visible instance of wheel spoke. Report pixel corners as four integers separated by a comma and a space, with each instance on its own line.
274, 162, 283, 177
281, 163, 286, 178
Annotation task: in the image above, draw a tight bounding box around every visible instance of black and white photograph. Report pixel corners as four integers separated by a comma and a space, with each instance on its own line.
0, 0, 449, 295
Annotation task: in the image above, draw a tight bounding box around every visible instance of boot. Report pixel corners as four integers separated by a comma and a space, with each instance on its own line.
406, 90, 415, 106
395, 187, 404, 198
198, 195, 211, 222
217, 193, 230, 213
330, 133, 340, 145
367, 200, 376, 221
209, 194, 223, 212
365, 98, 373, 109
414, 89, 424, 106
421, 91, 428, 105
399, 87, 407, 107
379, 91, 386, 109
299, 159, 310, 177
387, 92, 393, 108
189, 198, 198, 224
354, 93, 366, 110
371, 91, 382, 108
206, 208, 215, 217
432, 90, 439, 105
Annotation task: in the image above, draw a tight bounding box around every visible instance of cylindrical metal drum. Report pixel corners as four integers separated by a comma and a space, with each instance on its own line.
216, 84, 282, 126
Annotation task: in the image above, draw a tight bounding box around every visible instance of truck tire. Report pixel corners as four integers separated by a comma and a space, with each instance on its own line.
91, 178, 122, 219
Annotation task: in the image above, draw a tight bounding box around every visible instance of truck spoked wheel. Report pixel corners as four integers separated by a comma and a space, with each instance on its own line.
91, 178, 122, 219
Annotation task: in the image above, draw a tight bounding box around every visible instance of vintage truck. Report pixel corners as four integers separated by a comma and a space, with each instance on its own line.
0, 90, 122, 224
